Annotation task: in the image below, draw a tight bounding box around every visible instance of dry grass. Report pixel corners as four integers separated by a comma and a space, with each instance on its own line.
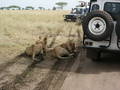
0, 10, 83, 61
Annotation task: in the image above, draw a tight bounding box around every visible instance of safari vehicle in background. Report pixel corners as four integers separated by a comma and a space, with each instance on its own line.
82, 0, 120, 61
64, 7, 88, 22
64, 1, 89, 22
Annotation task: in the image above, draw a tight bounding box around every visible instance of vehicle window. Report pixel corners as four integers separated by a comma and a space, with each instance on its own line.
104, 2, 120, 14
91, 0, 97, 2
84, 8, 89, 13
77, 8, 83, 14
71, 8, 77, 14
104, 2, 120, 20
91, 4, 99, 11
72, 8, 83, 14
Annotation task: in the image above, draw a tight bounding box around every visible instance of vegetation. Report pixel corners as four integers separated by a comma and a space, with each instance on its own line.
52, 7, 56, 10
0, 7, 8, 10
25, 6, 34, 10
38, 7, 45, 10
56, 2, 68, 9
8, 5, 21, 10
0, 10, 82, 60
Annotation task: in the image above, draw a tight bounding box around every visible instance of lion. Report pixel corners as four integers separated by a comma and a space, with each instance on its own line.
60, 40, 76, 54
47, 40, 76, 60
25, 36, 47, 61
46, 28, 77, 60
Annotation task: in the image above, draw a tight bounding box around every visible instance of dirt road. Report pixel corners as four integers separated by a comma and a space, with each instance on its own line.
0, 49, 120, 90
61, 52, 120, 90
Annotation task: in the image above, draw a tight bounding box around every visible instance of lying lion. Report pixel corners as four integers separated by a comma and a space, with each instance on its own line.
25, 36, 47, 61
48, 40, 76, 60
60, 40, 76, 54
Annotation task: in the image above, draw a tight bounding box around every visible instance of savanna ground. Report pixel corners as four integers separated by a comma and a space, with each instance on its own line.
1, 10, 120, 90
0, 10, 82, 61
0, 10, 83, 90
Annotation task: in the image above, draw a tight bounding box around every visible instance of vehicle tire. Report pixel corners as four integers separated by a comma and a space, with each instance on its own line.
86, 49, 101, 62
116, 20, 120, 39
82, 11, 114, 41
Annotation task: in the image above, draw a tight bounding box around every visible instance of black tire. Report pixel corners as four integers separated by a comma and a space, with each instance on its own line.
82, 11, 114, 41
116, 20, 120, 39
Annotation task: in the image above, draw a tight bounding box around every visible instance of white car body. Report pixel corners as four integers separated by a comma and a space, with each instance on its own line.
84, 0, 120, 51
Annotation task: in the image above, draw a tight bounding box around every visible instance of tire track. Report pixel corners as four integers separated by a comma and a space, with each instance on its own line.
48, 50, 82, 90
48, 57, 77, 90
0, 56, 22, 74
0, 57, 32, 88
75, 49, 86, 73
33, 60, 68, 90
0, 51, 81, 90
0, 58, 57, 90
17, 59, 58, 90
0, 58, 38, 90
33, 55, 78, 90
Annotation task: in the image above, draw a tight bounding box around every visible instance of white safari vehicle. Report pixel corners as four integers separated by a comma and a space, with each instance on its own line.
82, 0, 120, 61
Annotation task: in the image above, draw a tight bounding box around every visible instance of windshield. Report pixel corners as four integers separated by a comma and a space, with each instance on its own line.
71, 8, 84, 14
76, 8, 83, 14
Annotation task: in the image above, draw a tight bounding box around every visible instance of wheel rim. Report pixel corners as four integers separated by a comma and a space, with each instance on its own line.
88, 17, 107, 35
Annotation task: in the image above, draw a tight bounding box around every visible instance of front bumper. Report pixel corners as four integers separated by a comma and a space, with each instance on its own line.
64, 14, 77, 21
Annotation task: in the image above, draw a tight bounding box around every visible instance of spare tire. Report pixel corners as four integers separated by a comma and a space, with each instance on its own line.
116, 20, 120, 39
82, 11, 114, 41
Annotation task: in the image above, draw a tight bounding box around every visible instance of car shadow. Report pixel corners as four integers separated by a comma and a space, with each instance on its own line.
76, 53, 120, 74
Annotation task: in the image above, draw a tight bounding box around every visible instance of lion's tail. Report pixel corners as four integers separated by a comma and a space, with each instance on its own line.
57, 54, 73, 60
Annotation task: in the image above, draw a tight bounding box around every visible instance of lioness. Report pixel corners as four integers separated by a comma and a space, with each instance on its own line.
47, 29, 76, 60
60, 40, 76, 54
25, 36, 47, 61
48, 40, 76, 60
51, 46, 74, 60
